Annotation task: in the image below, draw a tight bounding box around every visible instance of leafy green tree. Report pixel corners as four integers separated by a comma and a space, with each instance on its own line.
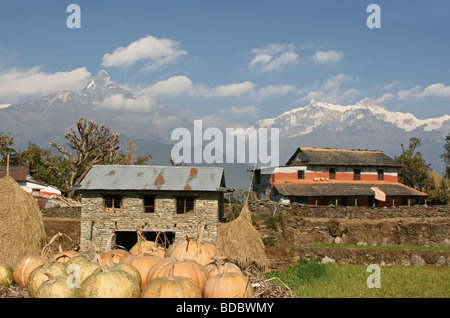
396, 137, 430, 191
0, 132, 18, 165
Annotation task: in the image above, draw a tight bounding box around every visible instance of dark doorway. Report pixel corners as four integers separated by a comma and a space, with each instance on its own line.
115, 231, 175, 251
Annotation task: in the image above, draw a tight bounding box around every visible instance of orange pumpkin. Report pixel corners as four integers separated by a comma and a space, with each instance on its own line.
146, 251, 210, 293
203, 270, 254, 298
13, 254, 47, 287
130, 231, 166, 258
120, 232, 161, 290
205, 257, 243, 277
166, 222, 217, 266
141, 265, 202, 298
100, 249, 130, 265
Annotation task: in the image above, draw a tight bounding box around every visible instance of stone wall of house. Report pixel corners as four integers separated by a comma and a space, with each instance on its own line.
80, 191, 222, 252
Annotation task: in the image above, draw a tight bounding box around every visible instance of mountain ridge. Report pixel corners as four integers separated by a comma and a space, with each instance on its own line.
0, 70, 448, 178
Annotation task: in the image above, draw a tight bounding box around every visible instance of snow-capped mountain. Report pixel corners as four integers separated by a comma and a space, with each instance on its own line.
255, 99, 450, 173
0, 70, 191, 146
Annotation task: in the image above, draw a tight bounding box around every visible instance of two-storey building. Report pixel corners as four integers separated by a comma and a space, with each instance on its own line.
253, 147, 428, 207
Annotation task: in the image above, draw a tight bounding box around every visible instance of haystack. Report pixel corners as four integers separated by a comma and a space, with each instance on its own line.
0, 175, 47, 268
216, 202, 268, 272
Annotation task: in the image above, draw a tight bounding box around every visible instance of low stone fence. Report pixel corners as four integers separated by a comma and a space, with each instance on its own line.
41, 206, 81, 218
294, 246, 450, 267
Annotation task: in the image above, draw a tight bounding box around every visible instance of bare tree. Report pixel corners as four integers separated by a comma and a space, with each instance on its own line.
47, 118, 120, 198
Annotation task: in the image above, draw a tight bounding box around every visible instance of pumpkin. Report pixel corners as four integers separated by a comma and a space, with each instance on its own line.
120, 230, 162, 290
0, 263, 14, 287
13, 232, 72, 287
146, 251, 210, 293
166, 222, 217, 266
205, 257, 243, 276
130, 231, 166, 258
66, 256, 101, 285
100, 249, 130, 265
53, 250, 81, 263
34, 272, 80, 298
141, 265, 202, 298
203, 269, 254, 298
79, 259, 140, 298
92, 262, 142, 289
27, 260, 67, 297
13, 254, 47, 287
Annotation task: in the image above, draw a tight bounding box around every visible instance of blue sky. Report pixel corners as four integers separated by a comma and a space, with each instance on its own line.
0, 0, 449, 127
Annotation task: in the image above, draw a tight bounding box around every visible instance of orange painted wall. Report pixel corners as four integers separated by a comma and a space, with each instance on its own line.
272, 170, 398, 183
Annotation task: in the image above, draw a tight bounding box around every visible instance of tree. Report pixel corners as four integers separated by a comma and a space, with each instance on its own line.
396, 137, 430, 191
0, 132, 17, 165
114, 140, 152, 165
441, 133, 450, 178
47, 118, 120, 198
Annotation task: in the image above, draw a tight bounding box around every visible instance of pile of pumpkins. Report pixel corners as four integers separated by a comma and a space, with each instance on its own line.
0, 226, 254, 298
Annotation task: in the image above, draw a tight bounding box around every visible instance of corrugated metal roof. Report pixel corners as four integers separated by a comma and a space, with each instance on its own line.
78, 165, 226, 192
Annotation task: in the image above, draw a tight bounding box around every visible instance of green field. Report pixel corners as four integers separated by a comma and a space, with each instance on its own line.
266, 259, 450, 298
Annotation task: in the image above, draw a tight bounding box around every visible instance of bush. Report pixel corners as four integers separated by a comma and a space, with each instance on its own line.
266, 258, 327, 291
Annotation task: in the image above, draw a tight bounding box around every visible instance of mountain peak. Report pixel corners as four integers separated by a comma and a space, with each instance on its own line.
84, 70, 111, 89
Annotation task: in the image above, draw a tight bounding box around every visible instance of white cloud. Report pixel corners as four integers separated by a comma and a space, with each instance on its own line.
0, 67, 91, 103
194, 81, 255, 98
312, 50, 344, 64
375, 93, 394, 104
297, 74, 364, 104
98, 93, 157, 113
255, 84, 297, 100
418, 83, 450, 98
141, 75, 193, 97
249, 44, 299, 72
218, 105, 258, 116
101, 35, 187, 71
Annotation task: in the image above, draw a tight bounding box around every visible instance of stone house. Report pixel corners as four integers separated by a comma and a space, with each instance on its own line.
78, 165, 229, 252
253, 147, 428, 207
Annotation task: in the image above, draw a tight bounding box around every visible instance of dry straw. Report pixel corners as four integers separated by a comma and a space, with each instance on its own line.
216, 163, 268, 272
0, 175, 47, 268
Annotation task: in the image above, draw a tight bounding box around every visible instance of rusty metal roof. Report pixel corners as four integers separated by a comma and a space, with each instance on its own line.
78, 165, 226, 192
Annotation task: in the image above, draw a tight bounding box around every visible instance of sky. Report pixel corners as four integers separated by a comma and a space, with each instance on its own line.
0, 0, 449, 128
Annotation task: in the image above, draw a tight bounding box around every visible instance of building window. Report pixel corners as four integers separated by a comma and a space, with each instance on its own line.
378, 169, 384, 180
104, 195, 122, 212
176, 197, 195, 214
254, 169, 261, 184
329, 168, 336, 179
354, 169, 361, 180
297, 170, 305, 179
143, 196, 155, 213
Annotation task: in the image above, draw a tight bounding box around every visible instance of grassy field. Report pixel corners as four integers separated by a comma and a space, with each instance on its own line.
266, 259, 450, 298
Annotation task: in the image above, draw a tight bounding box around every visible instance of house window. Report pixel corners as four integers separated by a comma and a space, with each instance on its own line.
329, 168, 336, 179
378, 169, 384, 180
354, 169, 361, 180
104, 195, 122, 212
143, 196, 155, 213
176, 197, 195, 214
254, 169, 261, 184
297, 170, 305, 179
